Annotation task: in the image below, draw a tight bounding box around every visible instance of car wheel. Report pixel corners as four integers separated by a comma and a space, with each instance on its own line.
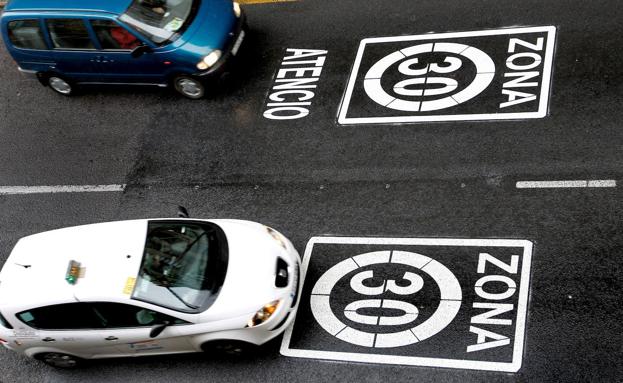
47, 75, 74, 96
201, 340, 255, 356
173, 76, 205, 99
36, 352, 82, 368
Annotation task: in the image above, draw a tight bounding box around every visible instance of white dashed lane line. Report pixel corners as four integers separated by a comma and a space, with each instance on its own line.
515, 180, 617, 189
0, 185, 126, 195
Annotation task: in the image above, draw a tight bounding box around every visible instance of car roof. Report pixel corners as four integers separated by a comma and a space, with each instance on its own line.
0, 220, 149, 309
4, 0, 131, 14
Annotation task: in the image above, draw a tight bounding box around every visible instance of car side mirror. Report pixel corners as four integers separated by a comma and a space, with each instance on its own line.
177, 206, 190, 218
149, 321, 170, 338
131, 45, 152, 58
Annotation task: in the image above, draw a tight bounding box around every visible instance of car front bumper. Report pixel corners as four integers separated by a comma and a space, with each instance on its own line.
193, 11, 247, 79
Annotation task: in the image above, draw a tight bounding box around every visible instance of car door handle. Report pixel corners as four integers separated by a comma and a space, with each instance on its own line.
41, 337, 56, 342
105, 336, 119, 341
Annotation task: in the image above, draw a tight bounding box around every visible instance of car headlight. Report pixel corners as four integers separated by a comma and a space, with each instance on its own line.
196, 50, 222, 70
247, 300, 280, 327
266, 226, 287, 250
233, 2, 241, 17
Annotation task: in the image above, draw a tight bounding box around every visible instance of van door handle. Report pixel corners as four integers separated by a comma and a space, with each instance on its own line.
105, 336, 118, 341
42, 337, 55, 342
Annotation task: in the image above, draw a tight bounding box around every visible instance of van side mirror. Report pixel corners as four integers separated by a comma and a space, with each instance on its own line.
131, 45, 152, 58
149, 321, 170, 338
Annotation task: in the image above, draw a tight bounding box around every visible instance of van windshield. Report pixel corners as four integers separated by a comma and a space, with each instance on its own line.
119, 0, 199, 46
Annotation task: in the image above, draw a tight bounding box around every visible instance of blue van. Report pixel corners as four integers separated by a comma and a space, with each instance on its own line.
0, 0, 246, 98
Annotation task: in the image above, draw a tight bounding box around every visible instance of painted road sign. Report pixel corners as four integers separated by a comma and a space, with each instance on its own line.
337, 26, 556, 124
281, 237, 533, 372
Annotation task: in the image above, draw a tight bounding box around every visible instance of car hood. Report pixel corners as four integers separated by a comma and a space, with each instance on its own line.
174, 0, 237, 54
198, 219, 285, 321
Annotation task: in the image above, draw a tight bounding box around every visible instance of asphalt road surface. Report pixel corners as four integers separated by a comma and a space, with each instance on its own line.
0, 0, 622, 382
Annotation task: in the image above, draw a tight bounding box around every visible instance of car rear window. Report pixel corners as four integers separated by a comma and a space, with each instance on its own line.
0, 311, 13, 329
46, 19, 94, 50
7, 20, 47, 50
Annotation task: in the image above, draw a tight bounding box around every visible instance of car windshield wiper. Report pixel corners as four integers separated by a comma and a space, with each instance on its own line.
165, 286, 199, 310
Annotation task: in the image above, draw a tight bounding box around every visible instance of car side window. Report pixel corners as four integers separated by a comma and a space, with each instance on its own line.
90, 302, 188, 328
7, 19, 47, 50
90, 19, 143, 50
46, 19, 94, 50
17, 303, 104, 330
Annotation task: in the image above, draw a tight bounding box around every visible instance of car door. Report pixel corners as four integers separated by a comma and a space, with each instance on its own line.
88, 302, 195, 357
43, 18, 101, 82
15, 303, 126, 358
88, 18, 167, 84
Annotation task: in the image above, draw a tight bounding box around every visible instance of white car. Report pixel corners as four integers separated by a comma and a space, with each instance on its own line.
0, 218, 301, 368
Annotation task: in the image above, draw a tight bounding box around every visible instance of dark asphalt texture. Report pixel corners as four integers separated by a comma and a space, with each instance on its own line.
0, 0, 622, 382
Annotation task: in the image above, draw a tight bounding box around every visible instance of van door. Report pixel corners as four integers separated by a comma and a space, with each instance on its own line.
88, 19, 167, 85
4, 19, 55, 74
43, 18, 101, 82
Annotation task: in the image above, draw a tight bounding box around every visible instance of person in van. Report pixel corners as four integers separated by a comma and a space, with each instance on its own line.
1, 0, 247, 99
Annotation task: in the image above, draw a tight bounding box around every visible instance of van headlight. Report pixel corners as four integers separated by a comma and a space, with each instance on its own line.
196, 50, 222, 70
247, 300, 280, 327
233, 2, 241, 17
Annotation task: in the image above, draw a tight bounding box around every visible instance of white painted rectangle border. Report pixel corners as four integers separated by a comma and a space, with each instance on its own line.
516, 180, 617, 188
337, 26, 557, 125
281, 236, 533, 373
0, 185, 126, 195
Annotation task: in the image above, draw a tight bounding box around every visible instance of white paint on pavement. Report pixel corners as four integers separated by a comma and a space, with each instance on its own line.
515, 180, 616, 189
0, 185, 126, 195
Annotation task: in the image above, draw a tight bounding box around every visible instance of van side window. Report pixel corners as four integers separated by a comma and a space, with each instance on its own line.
7, 20, 47, 50
46, 19, 94, 50
90, 20, 142, 50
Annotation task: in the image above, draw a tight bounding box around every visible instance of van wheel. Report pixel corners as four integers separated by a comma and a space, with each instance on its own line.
201, 340, 255, 356
36, 352, 82, 368
173, 76, 205, 99
47, 75, 74, 96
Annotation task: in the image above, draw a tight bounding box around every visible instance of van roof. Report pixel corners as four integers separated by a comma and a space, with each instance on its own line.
5, 0, 131, 15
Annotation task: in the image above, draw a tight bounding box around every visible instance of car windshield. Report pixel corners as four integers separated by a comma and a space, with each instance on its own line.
119, 0, 199, 45
132, 221, 228, 313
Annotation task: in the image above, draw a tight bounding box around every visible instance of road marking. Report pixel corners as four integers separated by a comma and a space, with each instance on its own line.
237, 0, 296, 4
0, 185, 126, 195
515, 180, 617, 189
282, 237, 533, 372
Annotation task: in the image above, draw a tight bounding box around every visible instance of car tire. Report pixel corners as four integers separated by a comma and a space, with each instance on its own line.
201, 340, 256, 357
46, 75, 75, 96
35, 352, 82, 368
173, 76, 205, 99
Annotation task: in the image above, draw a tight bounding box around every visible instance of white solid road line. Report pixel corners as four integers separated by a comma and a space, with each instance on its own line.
0, 184, 126, 195
515, 180, 617, 189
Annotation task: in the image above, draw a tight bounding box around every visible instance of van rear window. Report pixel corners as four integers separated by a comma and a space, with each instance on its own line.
7, 20, 47, 50
0, 310, 13, 329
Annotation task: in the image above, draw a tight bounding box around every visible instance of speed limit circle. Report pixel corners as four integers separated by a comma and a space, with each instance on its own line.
310, 250, 462, 348
363, 43, 495, 112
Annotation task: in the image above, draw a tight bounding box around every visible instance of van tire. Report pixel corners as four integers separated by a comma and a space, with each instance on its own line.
35, 352, 82, 368
46, 75, 74, 96
173, 76, 205, 99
